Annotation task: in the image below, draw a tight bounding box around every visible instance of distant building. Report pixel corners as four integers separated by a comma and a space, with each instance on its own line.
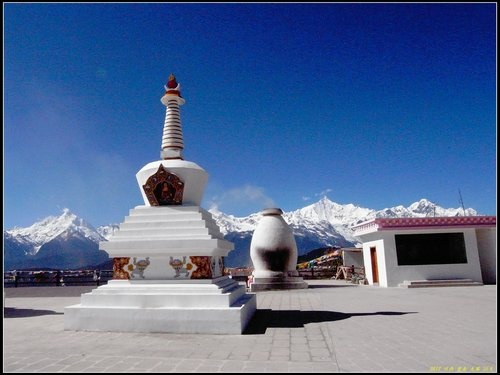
341, 247, 364, 268
352, 216, 496, 287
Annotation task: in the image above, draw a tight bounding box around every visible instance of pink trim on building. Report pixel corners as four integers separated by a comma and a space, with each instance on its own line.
353, 216, 496, 235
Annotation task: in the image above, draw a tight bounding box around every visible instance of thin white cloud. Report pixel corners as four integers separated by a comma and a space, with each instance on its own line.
315, 188, 333, 197
208, 184, 276, 215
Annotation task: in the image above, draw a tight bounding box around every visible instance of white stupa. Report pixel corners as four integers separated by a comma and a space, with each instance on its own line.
64, 74, 256, 334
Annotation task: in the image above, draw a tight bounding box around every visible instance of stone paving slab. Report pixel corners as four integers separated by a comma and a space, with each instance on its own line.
3, 281, 497, 373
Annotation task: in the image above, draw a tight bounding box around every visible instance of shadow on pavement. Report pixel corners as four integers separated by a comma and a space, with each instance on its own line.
4, 307, 64, 318
244, 309, 417, 334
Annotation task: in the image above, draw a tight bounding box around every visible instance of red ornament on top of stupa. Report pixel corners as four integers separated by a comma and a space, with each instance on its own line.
166, 74, 178, 89
164, 73, 182, 98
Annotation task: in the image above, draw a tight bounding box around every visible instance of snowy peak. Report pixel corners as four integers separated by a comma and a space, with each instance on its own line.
209, 209, 260, 235
288, 197, 374, 226
6, 208, 104, 253
406, 198, 477, 217
408, 198, 439, 215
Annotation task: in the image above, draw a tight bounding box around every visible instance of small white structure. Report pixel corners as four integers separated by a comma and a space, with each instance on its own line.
250, 208, 308, 291
341, 247, 364, 268
65, 74, 256, 334
353, 216, 496, 287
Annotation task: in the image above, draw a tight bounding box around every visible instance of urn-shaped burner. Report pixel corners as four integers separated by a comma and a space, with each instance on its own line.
250, 208, 308, 291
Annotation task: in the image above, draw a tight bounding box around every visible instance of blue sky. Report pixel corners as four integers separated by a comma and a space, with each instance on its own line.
3, 3, 497, 229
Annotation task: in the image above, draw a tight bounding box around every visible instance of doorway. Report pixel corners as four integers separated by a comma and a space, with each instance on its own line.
370, 247, 379, 284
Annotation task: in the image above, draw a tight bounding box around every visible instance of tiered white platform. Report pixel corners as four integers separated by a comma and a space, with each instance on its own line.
65, 205, 256, 334
101, 205, 233, 261
65, 277, 256, 334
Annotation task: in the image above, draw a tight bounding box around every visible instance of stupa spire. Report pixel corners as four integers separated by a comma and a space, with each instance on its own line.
160, 73, 186, 160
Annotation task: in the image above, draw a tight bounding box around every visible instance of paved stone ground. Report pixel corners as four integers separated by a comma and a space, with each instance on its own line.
3, 280, 497, 373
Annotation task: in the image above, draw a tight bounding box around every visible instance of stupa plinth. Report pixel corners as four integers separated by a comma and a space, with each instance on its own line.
65, 74, 256, 334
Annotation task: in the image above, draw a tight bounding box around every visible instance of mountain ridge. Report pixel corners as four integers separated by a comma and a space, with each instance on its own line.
4, 198, 479, 269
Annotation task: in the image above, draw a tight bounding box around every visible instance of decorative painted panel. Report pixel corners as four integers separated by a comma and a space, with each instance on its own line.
113, 256, 225, 280
113, 257, 131, 279
129, 257, 151, 279
142, 164, 184, 206
169, 256, 193, 278
190, 256, 213, 279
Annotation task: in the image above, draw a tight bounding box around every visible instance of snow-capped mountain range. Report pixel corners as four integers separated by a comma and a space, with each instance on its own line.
213, 197, 477, 239
4, 209, 110, 270
4, 197, 478, 270
7, 208, 105, 255
210, 197, 477, 266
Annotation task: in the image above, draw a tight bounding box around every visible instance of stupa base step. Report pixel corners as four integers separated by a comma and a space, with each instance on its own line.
398, 279, 483, 288
250, 276, 308, 292
65, 293, 256, 334
64, 277, 257, 334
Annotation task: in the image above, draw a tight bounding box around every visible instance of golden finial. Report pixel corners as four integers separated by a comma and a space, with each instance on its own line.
166, 73, 178, 89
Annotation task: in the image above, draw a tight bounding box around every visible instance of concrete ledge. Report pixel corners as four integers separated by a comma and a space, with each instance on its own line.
63, 277, 257, 334
64, 293, 256, 334
398, 279, 483, 288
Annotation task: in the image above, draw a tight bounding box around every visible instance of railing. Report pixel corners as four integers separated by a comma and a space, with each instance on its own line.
3, 270, 114, 288
4, 267, 343, 287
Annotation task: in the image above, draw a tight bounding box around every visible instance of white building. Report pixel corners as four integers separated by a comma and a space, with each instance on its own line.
352, 216, 496, 287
